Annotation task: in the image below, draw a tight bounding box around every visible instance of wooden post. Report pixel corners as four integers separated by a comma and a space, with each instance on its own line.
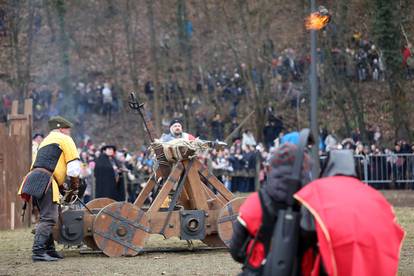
11, 100, 18, 115
0, 99, 32, 230
10, 202, 15, 230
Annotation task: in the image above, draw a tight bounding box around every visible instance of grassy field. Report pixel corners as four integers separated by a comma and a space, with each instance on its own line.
395, 207, 414, 275
0, 194, 413, 275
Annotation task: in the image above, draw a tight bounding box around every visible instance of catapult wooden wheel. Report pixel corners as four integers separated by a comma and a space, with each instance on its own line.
82, 198, 116, 250
217, 197, 246, 247
85, 198, 116, 209
93, 202, 150, 257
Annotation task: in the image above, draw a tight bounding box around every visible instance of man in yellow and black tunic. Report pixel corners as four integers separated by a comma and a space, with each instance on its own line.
19, 116, 81, 262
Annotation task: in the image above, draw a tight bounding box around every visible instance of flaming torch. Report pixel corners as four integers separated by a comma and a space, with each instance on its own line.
305, 6, 331, 30
307, 5, 330, 178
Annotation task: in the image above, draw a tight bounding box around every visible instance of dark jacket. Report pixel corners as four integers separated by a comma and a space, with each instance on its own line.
230, 143, 313, 275
94, 154, 125, 201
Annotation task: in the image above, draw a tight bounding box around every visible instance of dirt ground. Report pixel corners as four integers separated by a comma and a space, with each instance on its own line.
0, 232, 241, 276
0, 191, 413, 276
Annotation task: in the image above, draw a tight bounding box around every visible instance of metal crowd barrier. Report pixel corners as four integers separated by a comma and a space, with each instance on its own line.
354, 154, 414, 189
185, 152, 414, 191
211, 153, 414, 190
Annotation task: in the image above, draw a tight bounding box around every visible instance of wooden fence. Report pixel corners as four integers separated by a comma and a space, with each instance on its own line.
0, 99, 32, 230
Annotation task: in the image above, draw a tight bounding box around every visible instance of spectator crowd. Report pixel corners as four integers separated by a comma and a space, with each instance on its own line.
31, 123, 413, 207
24, 80, 121, 124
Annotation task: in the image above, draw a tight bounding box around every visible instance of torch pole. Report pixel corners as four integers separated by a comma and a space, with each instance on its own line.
310, 0, 320, 177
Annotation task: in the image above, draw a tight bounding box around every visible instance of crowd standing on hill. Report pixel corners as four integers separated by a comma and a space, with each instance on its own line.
22, 80, 121, 123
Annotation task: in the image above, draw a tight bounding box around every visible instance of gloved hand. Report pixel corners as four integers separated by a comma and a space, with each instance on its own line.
70, 177, 80, 191
63, 177, 80, 203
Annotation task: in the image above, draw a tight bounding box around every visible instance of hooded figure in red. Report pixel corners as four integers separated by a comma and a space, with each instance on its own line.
230, 145, 405, 276
229, 142, 314, 275
295, 150, 405, 276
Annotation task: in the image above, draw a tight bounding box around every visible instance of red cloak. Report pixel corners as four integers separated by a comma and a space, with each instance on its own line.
295, 176, 405, 276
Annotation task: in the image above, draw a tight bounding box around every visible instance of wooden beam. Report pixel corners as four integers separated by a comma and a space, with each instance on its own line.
197, 162, 234, 202
147, 163, 183, 215
133, 175, 156, 208
185, 162, 209, 210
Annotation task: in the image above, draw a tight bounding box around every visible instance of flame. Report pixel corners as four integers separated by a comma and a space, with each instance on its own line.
305, 12, 330, 30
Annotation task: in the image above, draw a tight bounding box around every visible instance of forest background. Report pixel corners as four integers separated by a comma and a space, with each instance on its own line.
0, 0, 413, 148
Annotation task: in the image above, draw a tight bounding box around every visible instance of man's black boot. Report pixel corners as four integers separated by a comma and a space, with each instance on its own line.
46, 234, 63, 259
32, 234, 59, 262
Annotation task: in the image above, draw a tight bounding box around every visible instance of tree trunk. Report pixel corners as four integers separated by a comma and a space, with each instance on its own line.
388, 75, 411, 139
146, 0, 161, 134
105, 0, 118, 83
23, 0, 35, 100
50, 0, 73, 118
121, 0, 139, 93
237, 0, 264, 141
8, 0, 24, 100
176, 0, 192, 83
44, 0, 56, 42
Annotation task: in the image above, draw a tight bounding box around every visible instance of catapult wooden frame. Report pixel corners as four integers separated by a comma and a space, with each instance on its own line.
63, 158, 245, 257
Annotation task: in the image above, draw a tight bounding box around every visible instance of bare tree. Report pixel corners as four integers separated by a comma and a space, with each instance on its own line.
146, 0, 161, 133
52, 0, 71, 95
120, 0, 140, 93
7, 0, 36, 101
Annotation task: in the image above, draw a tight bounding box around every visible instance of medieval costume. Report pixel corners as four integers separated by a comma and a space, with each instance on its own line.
230, 137, 404, 275
229, 140, 313, 275
19, 116, 81, 262
294, 150, 405, 276
94, 145, 125, 201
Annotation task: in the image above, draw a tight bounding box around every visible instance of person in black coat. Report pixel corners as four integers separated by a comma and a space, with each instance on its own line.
94, 145, 125, 201
263, 121, 276, 150
243, 145, 257, 192
211, 113, 225, 141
